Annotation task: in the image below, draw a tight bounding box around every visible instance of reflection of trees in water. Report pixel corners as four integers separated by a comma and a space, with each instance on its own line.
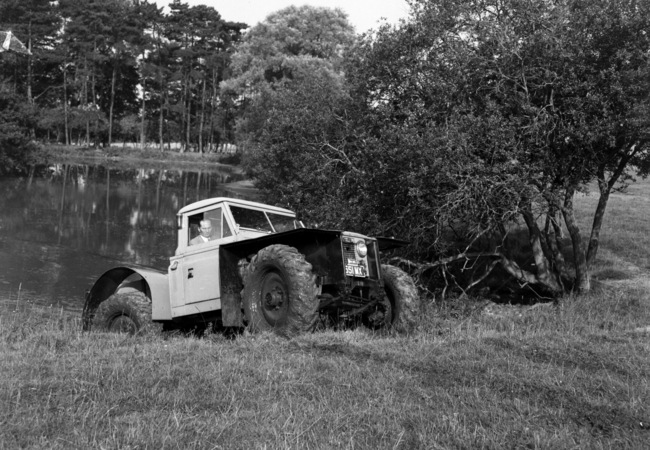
1, 164, 248, 269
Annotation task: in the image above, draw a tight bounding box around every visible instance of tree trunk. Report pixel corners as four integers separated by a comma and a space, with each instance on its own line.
544, 208, 566, 276
521, 205, 563, 294
159, 69, 164, 152
63, 65, 70, 146
586, 179, 610, 268
91, 44, 99, 146
199, 78, 206, 153
185, 76, 192, 153
83, 56, 90, 145
27, 21, 33, 104
140, 76, 146, 150
586, 146, 639, 266
108, 63, 117, 146
210, 67, 218, 151
561, 187, 590, 293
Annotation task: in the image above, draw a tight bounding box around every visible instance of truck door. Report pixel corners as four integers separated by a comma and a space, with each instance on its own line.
169, 206, 232, 314
179, 245, 220, 305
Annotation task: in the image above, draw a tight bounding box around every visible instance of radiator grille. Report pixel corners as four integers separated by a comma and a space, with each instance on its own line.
342, 241, 356, 261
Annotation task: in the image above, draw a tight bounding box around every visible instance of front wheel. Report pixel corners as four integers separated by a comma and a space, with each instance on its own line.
242, 245, 319, 336
91, 291, 152, 335
365, 264, 420, 332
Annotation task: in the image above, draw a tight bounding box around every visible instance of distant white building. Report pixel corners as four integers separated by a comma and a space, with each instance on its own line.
0, 31, 30, 55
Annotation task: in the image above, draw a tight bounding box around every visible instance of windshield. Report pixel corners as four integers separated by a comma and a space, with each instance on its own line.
230, 206, 272, 232
268, 213, 301, 232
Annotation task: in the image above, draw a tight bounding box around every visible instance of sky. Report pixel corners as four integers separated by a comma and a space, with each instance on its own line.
153, 0, 411, 33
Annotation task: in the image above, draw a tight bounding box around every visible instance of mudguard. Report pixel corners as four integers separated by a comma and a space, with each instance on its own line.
375, 236, 409, 251
83, 266, 171, 323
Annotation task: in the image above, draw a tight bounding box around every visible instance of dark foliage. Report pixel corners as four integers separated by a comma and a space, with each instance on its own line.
0, 0, 247, 152
244, 0, 650, 297
0, 92, 38, 173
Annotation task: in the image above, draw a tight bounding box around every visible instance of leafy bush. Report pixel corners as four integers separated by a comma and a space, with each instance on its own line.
0, 92, 39, 173
243, 0, 650, 297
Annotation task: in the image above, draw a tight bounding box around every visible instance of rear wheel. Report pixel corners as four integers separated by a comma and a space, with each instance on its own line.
92, 291, 152, 335
242, 245, 319, 336
364, 264, 420, 332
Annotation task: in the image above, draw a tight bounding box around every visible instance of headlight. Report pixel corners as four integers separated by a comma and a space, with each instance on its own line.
356, 241, 368, 258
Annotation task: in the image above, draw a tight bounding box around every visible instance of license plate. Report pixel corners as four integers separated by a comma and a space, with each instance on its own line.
345, 262, 367, 278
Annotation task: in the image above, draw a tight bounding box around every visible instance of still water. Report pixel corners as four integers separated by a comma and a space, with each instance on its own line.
0, 162, 256, 313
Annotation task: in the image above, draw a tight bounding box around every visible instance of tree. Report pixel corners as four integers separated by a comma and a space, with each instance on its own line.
0, 0, 59, 103
160, 1, 245, 152
101, 0, 144, 145
0, 91, 38, 172
221, 5, 355, 145
390, 0, 650, 294
244, 0, 650, 297
243, 60, 354, 221
1, 0, 247, 149
129, 0, 163, 150
59, 0, 113, 145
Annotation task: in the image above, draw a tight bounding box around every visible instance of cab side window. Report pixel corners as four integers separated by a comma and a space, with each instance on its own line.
203, 207, 232, 239
186, 206, 233, 246
223, 217, 233, 237
187, 213, 206, 245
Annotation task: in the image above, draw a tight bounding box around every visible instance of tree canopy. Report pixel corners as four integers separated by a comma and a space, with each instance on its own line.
0, 0, 247, 151
221, 5, 355, 144
244, 0, 650, 297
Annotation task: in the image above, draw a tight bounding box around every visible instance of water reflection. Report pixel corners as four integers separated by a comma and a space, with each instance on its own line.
0, 163, 254, 312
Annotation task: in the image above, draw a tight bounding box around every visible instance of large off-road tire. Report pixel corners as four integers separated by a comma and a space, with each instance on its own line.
242, 245, 319, 336
365, 264, 420, 332
91, 291, 153, 335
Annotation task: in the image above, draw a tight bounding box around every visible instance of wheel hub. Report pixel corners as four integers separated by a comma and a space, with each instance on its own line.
264, 287, 285, 309
260, 272, 289, 326
108, 315, 138, 334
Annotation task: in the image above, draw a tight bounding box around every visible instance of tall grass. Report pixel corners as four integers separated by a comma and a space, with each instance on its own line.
1, 284, 648, 449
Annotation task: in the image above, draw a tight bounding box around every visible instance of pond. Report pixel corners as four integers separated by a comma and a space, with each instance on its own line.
0, 162, 257, 314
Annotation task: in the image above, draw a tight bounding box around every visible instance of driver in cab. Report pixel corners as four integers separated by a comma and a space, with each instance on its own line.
190, 219, 213, 245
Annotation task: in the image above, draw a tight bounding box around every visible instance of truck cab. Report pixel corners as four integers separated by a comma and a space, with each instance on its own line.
163, 198, 303, 321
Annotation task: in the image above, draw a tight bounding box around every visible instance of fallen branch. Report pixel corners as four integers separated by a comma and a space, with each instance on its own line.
388, 251, 557, 295
388, 252, 501, 274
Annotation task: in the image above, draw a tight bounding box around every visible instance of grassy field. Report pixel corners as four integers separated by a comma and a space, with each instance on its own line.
1, 181, 649, 449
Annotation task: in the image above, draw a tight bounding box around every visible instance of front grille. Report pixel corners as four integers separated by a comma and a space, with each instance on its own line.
341, 236, 370, 279
342, 241, 356, 262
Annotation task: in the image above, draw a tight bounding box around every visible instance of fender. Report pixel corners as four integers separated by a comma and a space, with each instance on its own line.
374, 236, 409, 251
83, 266, 171, 327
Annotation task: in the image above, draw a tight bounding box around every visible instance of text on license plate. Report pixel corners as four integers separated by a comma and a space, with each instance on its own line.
345, 262, 367, 277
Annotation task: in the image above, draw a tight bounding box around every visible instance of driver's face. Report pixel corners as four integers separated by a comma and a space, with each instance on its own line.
200, 224, 212, 237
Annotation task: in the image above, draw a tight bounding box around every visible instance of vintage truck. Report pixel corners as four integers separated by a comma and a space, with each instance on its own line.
82, 197, 420, 336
